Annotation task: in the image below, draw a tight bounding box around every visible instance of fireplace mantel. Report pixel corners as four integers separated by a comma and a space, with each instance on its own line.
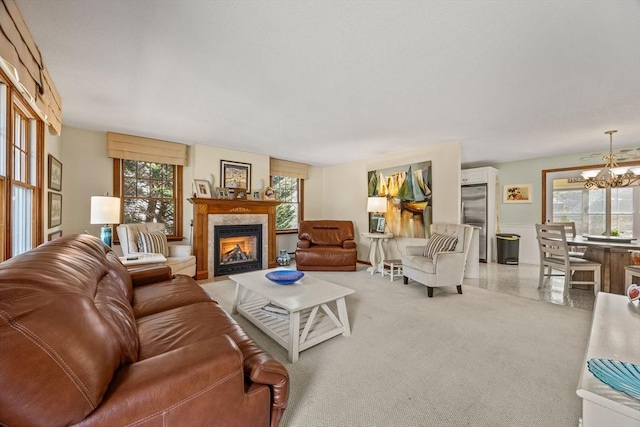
189, 198, 280, 279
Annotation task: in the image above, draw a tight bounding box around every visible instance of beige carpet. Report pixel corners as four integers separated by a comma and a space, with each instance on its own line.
200, 265, 591, 427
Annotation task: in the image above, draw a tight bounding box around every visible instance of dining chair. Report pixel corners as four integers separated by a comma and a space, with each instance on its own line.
545, 220, 585, 258
535, 223, 601, 295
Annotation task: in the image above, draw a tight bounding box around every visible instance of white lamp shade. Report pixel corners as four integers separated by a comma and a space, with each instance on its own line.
90, 196, 121, 224
367, 197, 387, 213
581, 169, 600, 179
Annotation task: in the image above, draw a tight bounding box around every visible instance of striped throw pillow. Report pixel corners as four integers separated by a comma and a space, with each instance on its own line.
423, 233, 458, 259
137, 231, 169, 257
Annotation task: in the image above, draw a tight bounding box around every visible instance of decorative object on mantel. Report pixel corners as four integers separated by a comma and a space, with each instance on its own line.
503, 184, 532, 203
627, 284, 639, 302
233, 188, 247, 199
587, 358, 640, 399
265, 270, 304, 285
194, 179, 211, 198
216, 187, 229, 199
252, 191, 261, 200
581, 130, 640, 189
263, 187, 276, 200
221, 160, 251, 191
276, 250, 291, 266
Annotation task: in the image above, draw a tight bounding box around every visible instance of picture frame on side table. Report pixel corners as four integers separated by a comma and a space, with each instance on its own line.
48, 192, 62, 228
376, 217, 386, 233
503, 183, 532, 203
221, 160, 251, 191
194, 179, 212, 198
48, 154, 62, 191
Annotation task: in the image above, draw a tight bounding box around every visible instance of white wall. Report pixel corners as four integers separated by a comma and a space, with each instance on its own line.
60, 127, 112, 237
317, 140, 461, 262
494, 146, 639, 264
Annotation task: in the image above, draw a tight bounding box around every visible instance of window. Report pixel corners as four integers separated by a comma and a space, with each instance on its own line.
272, 175, 303, 232
114, 159, 183, 237
550, 174, 639, 238
0, 72, 44, 259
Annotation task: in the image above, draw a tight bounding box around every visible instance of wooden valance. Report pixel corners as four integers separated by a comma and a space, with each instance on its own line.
107, 132, 188, 166
0, 0, 62, 135
270, 158, 309, 180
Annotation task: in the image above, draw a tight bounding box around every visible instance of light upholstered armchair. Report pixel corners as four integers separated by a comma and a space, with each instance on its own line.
401, 223, 474, 297
116, 223, 196, 277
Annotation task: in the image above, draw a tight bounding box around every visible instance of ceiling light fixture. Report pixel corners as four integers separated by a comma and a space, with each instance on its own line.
581, 130, 640, 189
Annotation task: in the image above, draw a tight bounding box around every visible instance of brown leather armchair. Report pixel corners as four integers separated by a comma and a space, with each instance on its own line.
295, 220, 357, 271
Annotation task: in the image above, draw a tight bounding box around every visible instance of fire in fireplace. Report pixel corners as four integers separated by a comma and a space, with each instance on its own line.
214, 224, 262, 276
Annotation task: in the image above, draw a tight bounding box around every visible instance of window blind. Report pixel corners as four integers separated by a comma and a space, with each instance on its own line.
270, 158, 309, 180
107, 132, 188, 166
0, 0, 62, 135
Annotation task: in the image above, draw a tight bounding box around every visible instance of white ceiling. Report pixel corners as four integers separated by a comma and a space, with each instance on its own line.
15, 0, 640, 167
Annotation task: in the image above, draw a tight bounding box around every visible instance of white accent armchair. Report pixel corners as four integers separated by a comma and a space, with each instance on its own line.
401, 223, 474, 297
116, 223, 196, 277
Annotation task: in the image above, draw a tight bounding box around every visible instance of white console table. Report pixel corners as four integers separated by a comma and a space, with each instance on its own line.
576, 293, 640, 426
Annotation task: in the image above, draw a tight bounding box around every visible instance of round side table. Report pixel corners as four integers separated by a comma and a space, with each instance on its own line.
362, 232, 394, 275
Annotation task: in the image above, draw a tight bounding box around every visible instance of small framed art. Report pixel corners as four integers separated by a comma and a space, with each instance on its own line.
252, 191, 261, 200
194, 179, 212, 198
48, 192, 62, 228
376, 217, 386, 233
48, 154, 62, 191
48, 230, 62, 241
503, 184, 532, 203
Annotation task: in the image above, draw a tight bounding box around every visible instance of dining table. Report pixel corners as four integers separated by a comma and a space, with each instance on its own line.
567, 236, 639, 295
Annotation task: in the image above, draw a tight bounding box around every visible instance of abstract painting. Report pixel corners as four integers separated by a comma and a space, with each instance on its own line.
368, 161, 432, 238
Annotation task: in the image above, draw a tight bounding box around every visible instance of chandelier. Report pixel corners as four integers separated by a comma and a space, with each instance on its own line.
581, 130, 640, 189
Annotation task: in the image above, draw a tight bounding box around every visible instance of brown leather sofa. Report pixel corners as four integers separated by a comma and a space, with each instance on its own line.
295, 220, 357, 271
0, 234, 288, 427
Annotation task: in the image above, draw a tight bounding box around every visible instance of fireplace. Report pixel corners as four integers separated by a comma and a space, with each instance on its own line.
189, 198, 279, 280
214, 224, 262, 276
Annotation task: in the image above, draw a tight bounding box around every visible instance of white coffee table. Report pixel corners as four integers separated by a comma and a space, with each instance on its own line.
229, 268, 355, 363
118, 253, 167, 270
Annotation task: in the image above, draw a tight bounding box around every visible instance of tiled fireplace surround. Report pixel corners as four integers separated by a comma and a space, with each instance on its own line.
189, 198, 280, 280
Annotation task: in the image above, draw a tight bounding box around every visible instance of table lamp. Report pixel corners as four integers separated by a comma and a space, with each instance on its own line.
90, 196, 121, 246
367, 197, 387, 233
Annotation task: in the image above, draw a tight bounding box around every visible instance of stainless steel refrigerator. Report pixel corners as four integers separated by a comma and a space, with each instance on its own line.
461, 184, 487, 262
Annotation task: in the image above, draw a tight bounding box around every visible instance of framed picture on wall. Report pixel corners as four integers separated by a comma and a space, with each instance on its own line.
48, 230, 62, 241
221, 160, 251, 191
48, 192, 62, 228
48, 154, 62, 191
503, 183, 532, 203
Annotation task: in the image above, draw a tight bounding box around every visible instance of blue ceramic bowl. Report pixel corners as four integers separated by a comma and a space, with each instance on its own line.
265, 270, 304, 285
